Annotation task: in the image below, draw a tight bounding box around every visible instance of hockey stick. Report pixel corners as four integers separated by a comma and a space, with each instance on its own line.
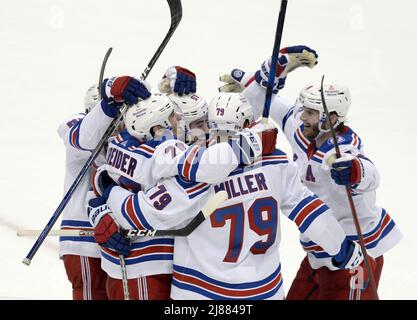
119, 254, 130, 300
124, 190, 228, 237
262, 0, 288, 124
22, 0, 183, 266
18, 191, 227, 238
17, 229, 94, 237
98, 47, 113, 99
320, 75, 379, 300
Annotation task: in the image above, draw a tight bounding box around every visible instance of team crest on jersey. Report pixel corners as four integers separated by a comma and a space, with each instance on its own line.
327, 136, 345, 145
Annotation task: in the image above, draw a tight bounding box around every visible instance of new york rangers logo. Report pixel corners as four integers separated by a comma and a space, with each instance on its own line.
232, 69, 244, 81
327, 136, 345, 145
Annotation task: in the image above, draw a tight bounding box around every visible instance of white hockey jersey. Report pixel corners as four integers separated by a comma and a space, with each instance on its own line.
243, 83, 403, 270
100, 130, 239, 278
57, 103, 113, 258
107, 149, 352, 300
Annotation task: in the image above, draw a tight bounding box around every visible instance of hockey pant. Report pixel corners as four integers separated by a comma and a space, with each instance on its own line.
286, 255, 384, 300
63, 255, 108, 300
106, 274, 172, 300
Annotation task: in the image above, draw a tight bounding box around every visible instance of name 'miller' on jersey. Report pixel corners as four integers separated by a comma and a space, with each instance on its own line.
213, 172, 268, 200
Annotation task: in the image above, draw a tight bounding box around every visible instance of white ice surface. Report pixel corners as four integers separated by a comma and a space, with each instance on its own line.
0, 0, 416, 299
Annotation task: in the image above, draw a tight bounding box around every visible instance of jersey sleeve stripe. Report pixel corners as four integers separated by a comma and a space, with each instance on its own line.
187, 184, 210, 199
121, 196, 142, 229
289, 196, 330, 232
59, 236, 96, 243
288, 195, 318, 220
301, 209, 398, 257
181, 145, 200, 181
347, 209, 395, 248
282, 107, 294, 133
189, 148, 205, 182
253, 155, 288, 164
121, 195, 154, 230
59, 218, 95, 242
68, 121, 90, 151
174, 177, 210, 199
295, 199, 328, 232
187, 182, 209, 194
61, 220, 93, 228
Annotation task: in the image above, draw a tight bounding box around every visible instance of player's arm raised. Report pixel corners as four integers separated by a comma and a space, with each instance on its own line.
79, 76, 151, 150
58, 78, 151, 152
220, 45, 318, 134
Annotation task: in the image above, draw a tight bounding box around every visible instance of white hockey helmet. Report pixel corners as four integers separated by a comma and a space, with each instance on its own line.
208, 92, 254, 137
124, 93, 178, 141
84, 84, 100, 113
168, 93, 208, 143
296, 83, 351, 132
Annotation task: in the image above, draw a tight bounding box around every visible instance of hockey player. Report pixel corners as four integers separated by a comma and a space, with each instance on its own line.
94, 91, 365, 300
90, 74, 264, 299
167, 93, 209, 146
89, 97, 263, 299
158, 67, 209, 146
90, 92, 184, 300
58, 76, 151, 300
87, 66, 215, 300
219, 45, 403, 299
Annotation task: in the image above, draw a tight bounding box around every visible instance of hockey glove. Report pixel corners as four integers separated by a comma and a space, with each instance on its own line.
92, 165, 117, 199
332, 239, 364, 270
330, 154, 363, 186
218, 69, 255, 93
158, 66, 196, 96
255, 45, 318, 93
248, 122, 278, 155
88, 197, 132, 257
102, 76, 151, 106
229, 127, 262, 166
280, 45, 318, 73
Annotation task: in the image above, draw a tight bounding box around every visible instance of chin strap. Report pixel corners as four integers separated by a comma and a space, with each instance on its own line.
318, 113, 341, 134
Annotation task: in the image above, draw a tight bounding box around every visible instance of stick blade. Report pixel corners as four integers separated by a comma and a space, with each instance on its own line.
22, 258, 31, 266
201, 191, 228, 218
167, 0, 183, 24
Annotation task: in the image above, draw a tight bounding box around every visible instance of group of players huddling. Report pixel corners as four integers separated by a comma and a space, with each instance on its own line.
57, 45, 402, 300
